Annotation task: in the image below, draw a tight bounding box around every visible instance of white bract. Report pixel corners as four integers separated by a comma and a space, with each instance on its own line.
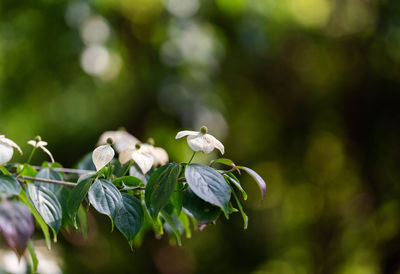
97, 129, 139, 154
92, 144, 115, 171
0, 135, 23, 165
119, 146, 154, 175
140, 144, 169, 166
28, 136, 55, 163
175, 126, 224, 154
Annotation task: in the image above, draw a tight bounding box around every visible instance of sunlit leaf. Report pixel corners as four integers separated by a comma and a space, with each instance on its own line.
27, 184, 62, 236
185, 164, 231, 215
88, 179, 123, 226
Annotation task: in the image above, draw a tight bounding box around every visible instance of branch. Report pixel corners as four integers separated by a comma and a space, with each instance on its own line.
18, 176, 77, 187
31, 166, 92, 174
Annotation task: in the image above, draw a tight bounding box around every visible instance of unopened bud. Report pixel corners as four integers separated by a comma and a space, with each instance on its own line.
200, 126, 208, 134
135, 143, 141, 150
35, 136, 42, 142
106, 138, 113, 145
147, 138, 155, 146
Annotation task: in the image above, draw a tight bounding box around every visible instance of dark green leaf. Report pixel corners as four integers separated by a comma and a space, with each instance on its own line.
115, 194, 144, 247
145, 163, 181, 219
27, 184, 62, 235
88, 179, 123, 224
67, 177, 93, 227
237, 166, 266, 200
76, 153, 96, 171
231, 187, 248, 229
185, 164, 231, 214
183, 188, 221, 225
0, 174, 21, 196
35, 168, 64, 195
160, 210, 182, 246
0, 200, 34, 258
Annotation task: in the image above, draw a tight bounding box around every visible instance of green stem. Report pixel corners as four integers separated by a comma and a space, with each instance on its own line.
26, 147, 37, 164
188, 152, 196, 164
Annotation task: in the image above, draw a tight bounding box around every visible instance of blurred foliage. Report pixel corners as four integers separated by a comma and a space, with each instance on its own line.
1, 0, 400, 273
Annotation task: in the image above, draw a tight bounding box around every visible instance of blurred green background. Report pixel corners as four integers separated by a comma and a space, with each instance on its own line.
1, 0, 400, 273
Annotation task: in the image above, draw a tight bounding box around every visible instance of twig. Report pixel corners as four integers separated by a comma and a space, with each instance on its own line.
12, 164, 92, 175
18, 176, 77, 187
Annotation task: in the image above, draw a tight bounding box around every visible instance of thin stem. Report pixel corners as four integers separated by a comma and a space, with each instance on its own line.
13, 165, 92, 174
26, 147, 37, 164
188, 152, 196, 164
18, 176, 76, 187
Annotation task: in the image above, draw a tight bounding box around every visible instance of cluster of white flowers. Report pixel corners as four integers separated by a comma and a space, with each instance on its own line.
92, 126, 224, 174
92, 129, 169, 174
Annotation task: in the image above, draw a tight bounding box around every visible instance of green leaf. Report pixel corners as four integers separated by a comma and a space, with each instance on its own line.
231, 186, 248, 229
210, 158, 236, 167
223, 172, 247, 200
160, 210, 182, 246
27, 240, 38, 274
88, 179, 123, 226
76, 153, 96, 171
145, 163, 181, 219
67, 177, 93, 227
113, 176, 144, 189
185, 164, 231, 215
19, 164, 38, 181
237, 166, 266, 200
27, 184, 62, 236
182, 188, 221, 225
35, 168, 64, 195
178, 211, 191, 238
0, 174, 21, 196
18, 189, 52, 249
0, 200, 34, 258
77, 205, 89, 238
115, 194, 144, 248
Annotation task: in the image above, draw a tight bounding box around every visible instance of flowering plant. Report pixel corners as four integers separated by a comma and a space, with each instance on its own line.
0, 127, 266, 272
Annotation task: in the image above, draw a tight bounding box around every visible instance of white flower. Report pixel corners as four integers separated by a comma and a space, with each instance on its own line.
27, 136, 55, 163
175, 126, 224, 154
92, 143, 115, 171
0, 135, 23, 165
140, 143, 169, 166
97, 129, 139, 154
119, 145, 154, 175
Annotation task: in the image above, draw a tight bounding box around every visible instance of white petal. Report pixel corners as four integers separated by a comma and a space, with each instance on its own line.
0, 144, 13, 165
187, 134, 214, 153
92, 144, 115, 171
119, 148, 134, 165
205, 134, 225, 155
152, 147, 169, 166
27, 140, 36, 147
131, 150, 154, 174
0, 137, 22, 155
39, 145, 55, 163
175, 130, 199, 139
98, 130, 139, 154
37, 141, 48, 147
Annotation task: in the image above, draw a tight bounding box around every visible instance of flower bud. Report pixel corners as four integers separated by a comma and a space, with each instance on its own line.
35, 136, 42, 143
200, 126, 208, 134
135, 143, 141, 150
106, 138, 113, 145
